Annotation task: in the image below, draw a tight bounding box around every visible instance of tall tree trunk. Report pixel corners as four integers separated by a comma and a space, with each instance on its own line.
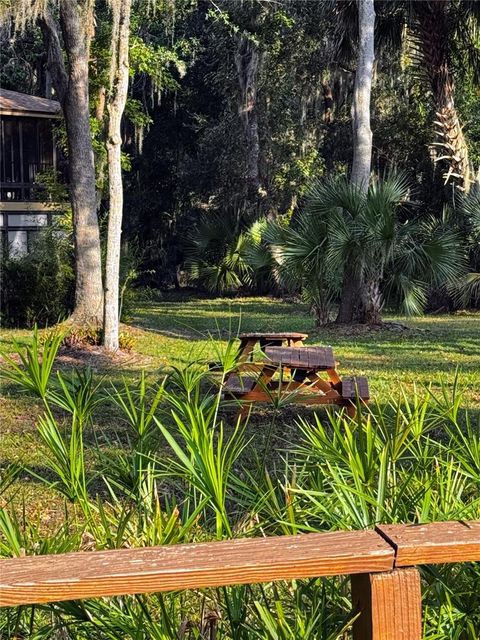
94, 85, 108, 209
235, 36, 262, 198
39, 2, 104, 325
416, 1, 472, 192
350, 0, 375, 191
336, 270, 362, 323
336, 0, 375, 324
103, 0, 132, 351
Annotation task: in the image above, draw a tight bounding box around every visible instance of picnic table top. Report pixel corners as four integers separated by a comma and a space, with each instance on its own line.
265, 346, 335, 370
239, 332, 308, 340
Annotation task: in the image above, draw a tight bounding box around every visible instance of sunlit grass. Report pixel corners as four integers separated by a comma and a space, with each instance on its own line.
129, 296, 480, 404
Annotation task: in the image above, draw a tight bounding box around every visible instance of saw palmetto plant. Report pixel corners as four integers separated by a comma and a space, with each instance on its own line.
1, 334, 480, 637
259, 175, 464, 325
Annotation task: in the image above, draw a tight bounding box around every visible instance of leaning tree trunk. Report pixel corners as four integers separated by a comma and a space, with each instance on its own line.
39, 2, 104, 325
336, 0, 375, 324
416, 1, 471, 192
235, 35, 263, 199
103, 0, 132, 351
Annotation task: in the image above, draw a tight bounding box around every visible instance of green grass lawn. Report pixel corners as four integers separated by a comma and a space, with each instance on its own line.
130, 295, 480, 401
1, 294, 479, 522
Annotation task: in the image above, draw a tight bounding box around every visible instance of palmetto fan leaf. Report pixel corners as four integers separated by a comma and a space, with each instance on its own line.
185, 209, 255, 293
389, 218, 464, 315
186, 211, 237, 256
326, 211, 360, 275
365, 173, 411, 217
390, 274, 428, 316
304, 176, 365, 220
242, 220, 286, 290
393, 218, 463, 277
418, 219, 465, 286
361, 175, 411, 264
460, 191, 480, 232
391, 225, 430, 279
303, 177, 367, 276
448, 190, 480, 304
455, 272, 480, 303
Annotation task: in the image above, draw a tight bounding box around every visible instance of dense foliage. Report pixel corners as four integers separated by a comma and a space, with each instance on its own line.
1, 0, 479, 327
0, 227, 74, 328
1, 4, 479, 636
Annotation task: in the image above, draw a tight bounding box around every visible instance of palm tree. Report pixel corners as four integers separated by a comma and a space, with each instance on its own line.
264, 176, 464, 325
405, 0, 479, 191
334, 0, 480, 192
258, 207, 339, 325
185, 209, 254, 294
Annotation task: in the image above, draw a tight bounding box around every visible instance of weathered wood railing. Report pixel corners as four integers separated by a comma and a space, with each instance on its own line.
1, 521, 479, 639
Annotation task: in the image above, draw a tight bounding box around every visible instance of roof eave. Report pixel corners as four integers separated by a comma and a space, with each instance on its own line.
0, 109, 62, 118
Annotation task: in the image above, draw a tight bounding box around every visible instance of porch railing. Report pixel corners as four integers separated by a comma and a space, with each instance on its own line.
0, 163, 55, 201
1, 520, 479, 639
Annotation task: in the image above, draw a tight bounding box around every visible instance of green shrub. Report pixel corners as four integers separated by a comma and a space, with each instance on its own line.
0, 227, 74, 328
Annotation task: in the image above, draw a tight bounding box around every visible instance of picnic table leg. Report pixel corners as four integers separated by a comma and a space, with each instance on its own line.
309, 373, 339, 395
238, 339, 257, 363
254, 364, 277, 393
309, 371, 361, 418
238, 403, 251, 421
236, 364, 277, 421
326, 367, 342, 386
346, 403, 357, 418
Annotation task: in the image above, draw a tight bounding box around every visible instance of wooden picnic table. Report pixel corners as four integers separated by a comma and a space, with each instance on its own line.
237, 331, 308, 361
224, 345, 369, 417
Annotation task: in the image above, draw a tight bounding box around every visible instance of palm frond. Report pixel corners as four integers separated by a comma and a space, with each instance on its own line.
394, 275, 428, 316
460, 191, 480, 234
418, 220, 466, 286
450, 272, 480, 306
303, 176, 365, 220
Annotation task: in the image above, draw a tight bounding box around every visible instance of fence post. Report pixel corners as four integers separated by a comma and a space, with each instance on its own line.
351, 567, 422, 640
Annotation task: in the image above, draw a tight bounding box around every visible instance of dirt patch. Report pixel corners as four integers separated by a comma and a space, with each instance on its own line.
0, 344, 154, 371
55, 345, 154, 371
317, 321, 428, 338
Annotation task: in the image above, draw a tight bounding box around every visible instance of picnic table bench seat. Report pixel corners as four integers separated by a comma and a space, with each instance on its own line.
223, 375, 258, 395
341, 376, 370, 400
224, 374, 370, 401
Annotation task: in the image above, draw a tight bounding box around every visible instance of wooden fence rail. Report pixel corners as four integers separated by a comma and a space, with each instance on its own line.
1, 521, 479, 639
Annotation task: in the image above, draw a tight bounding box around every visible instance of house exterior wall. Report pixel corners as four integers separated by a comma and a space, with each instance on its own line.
0, 111, 62, 257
